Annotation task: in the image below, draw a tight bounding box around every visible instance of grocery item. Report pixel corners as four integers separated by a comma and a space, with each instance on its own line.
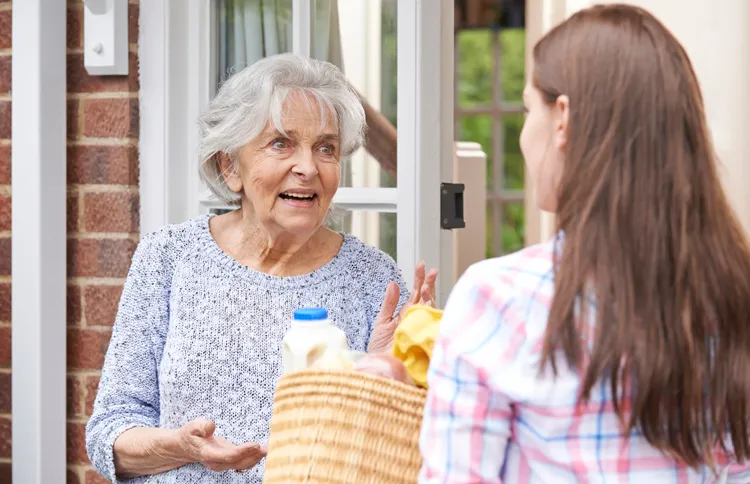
281, 308, 350, 374
309, 350, 366, 371
354, 353, 415, 386
392, 304, 443, 388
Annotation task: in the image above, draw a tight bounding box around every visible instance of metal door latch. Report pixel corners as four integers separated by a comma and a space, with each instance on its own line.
440, 183, 465, 230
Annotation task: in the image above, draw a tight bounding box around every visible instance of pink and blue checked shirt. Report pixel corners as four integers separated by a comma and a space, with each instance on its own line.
418, 239, 750, 483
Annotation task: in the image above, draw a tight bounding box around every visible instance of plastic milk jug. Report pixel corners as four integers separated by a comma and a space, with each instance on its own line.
282, 308, 350, 374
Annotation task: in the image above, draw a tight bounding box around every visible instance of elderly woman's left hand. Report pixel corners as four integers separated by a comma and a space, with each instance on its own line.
368, 261, 438, 353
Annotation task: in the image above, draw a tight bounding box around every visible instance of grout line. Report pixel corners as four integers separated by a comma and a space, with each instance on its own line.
74, 184, 139, 193
67, 138, 137, 147
68, 92, 139, 100
67, 232, 139, 240
68, 277, 126, 286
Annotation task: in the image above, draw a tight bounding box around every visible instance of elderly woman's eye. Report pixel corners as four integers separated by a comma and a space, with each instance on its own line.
271, 138, 289, 150
319, 144, 336, 156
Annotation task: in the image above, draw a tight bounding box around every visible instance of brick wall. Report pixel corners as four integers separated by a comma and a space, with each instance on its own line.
0, 1, 140, 482
0, 0, 11, 481
66, 1, 141, 482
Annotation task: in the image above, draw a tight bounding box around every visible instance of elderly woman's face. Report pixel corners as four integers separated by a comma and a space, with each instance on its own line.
226, 93, 341, 235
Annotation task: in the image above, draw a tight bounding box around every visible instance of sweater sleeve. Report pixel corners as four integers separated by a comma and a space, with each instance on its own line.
85, 232, 175, 483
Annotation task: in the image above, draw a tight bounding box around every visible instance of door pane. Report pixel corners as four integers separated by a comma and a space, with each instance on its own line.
327, 210, 397, 260
216, 0, 294, 86
312, 0, 397, 189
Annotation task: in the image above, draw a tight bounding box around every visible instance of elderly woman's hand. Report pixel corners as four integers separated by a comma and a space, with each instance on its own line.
368, 261, 438, 353
178, 419, 266, 472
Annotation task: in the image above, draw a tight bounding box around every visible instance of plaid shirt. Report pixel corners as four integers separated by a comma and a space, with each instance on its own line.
419, 239, 750, 483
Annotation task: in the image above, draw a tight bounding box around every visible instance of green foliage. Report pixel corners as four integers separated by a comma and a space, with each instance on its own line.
456, 28, 527, 257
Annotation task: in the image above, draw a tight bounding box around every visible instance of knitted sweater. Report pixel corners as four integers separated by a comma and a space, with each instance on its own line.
85, 215, 409, 483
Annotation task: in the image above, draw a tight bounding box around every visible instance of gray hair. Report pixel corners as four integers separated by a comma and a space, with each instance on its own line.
198, 53, 367, 205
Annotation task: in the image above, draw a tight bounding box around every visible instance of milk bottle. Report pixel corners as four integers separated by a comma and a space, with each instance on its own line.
282, 307, 350, 374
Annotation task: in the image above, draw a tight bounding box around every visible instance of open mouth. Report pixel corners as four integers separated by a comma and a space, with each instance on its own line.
279, 191, 317, 202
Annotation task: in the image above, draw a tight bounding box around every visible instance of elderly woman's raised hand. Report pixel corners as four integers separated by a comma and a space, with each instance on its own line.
178, 418, 266, 472
368, 261, 438, 353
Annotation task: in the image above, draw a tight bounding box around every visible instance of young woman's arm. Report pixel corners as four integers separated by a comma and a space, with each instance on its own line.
418, 263, 526, 484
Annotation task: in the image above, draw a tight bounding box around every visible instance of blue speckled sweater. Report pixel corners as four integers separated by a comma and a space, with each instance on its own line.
85, 215, 408, 483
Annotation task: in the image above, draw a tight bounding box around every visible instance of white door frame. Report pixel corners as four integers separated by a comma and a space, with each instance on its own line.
139, 0, 455, 301
397, 0, 454, 301
11, 0, 67, 482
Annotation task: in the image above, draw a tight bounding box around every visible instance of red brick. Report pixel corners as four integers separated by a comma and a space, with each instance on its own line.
0, 101, 10, 139
0, 326, 9, 367
67, 238, 137, 277
84, 285, 122, 327
0, 462, 10, 484
0, 145, 8, 184
83, 191, 138, 233
82, 98, 139, 138
67, 53, 139, 93
67, 6, 83, 50
85, 470, 110, 484
67, 421, 89, 464
0, 11, 10, 50
0, 372, 10, 413
0, 237, 9, 276
67, 468, 81, 484
129, 4, 139, 45
67, 328, 111, 370
0, 194, 10, 231
0, 416, 10, 458
68, 99, 80, 140
85, 374, 100, 416
67, 283, 82, 326
0, 56, 10, 94
67, 145, 139, 186
0, 283, 8, 322
67, 375, 83, 417
67, 191, 79, 232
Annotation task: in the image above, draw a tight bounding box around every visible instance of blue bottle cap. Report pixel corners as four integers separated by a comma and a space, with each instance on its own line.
293, 307, 328, 321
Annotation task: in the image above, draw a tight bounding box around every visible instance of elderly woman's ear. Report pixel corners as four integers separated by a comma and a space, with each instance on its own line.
216, 152, 242, 193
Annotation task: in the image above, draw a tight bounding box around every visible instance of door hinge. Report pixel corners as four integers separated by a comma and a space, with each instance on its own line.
440, 183, 465, 230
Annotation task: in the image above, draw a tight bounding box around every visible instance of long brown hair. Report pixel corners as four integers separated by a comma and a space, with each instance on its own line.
536, 4, 750, 468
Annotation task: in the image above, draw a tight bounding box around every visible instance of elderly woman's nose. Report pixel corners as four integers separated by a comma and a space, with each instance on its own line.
290, 149, 319, 178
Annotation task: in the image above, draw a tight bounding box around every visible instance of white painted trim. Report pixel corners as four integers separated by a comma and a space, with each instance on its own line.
138, 0, 169, 235
292, 0, 311, 56
333, 188, 397, 212
139, 0, 213, 235
11, 0, 67, 482
397, 0, 455, 304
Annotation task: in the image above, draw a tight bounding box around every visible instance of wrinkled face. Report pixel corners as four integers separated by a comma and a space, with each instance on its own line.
224, 92, 341, 236
519, 81, 567, 213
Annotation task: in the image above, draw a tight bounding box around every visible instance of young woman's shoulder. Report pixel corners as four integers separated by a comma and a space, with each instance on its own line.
442, 240, 557, 361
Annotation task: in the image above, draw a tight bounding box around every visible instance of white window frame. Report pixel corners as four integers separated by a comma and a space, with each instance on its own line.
139, 0, 455, 302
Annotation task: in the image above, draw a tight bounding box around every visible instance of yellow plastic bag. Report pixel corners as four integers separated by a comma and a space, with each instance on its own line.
392, 304, 442, 388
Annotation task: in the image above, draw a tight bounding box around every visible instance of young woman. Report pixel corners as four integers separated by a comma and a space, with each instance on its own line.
419, 4, 750, 483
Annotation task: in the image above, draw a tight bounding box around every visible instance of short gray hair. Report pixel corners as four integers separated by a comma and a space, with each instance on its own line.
198, 53, 366, 205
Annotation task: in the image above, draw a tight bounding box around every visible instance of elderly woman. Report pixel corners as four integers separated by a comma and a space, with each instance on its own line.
86, 53, 437, 483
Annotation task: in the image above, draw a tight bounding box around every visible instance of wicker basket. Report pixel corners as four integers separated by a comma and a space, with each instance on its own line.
263, 369, 427, 484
